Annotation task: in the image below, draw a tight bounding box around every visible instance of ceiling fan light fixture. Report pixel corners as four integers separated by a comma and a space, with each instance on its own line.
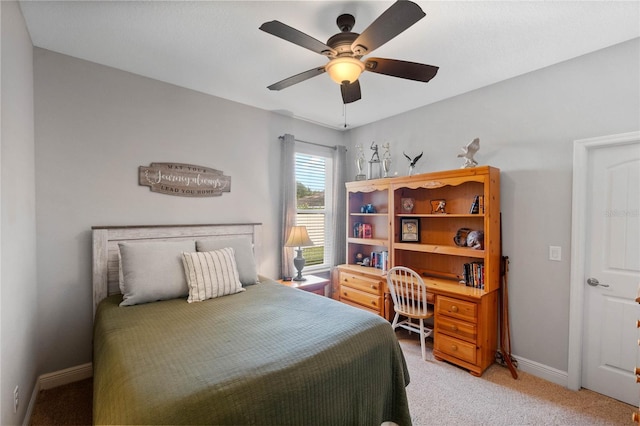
325, 57, 365, 85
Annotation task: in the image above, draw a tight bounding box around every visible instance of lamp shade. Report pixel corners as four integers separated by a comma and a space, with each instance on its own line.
285, 226, 314, 248
325, 57, 365, 85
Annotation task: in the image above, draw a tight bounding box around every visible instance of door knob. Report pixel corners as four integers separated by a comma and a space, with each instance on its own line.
587, 278, 610, 287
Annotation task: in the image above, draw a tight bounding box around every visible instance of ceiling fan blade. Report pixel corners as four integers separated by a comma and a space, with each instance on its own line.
365, 57, 438, 82
260, 21, 336, 56
341, 80, 361, 104
267, 66, 327, 91
351, 1, 426, 56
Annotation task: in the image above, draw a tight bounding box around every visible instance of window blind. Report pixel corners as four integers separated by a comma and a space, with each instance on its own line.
295, 152, 334, 268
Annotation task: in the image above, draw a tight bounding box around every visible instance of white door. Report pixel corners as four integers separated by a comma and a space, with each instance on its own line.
581, 138, 640, 405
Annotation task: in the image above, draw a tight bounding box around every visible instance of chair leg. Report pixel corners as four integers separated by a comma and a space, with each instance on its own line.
419, 319, 427, 361
391, 312, 400, 331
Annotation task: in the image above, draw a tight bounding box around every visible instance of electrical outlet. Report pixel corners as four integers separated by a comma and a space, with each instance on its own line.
13, 385, 19, 413
549, 245, 562, 261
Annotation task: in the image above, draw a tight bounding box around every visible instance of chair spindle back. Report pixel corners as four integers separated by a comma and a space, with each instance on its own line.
387, 266, 429, 317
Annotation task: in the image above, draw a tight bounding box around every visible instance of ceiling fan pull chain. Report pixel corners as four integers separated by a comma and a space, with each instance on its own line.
343, 104, 348, 128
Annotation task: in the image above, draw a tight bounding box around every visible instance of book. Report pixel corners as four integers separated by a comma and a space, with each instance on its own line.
366, 250, 389, 270
362, 223, 372, 238
463, 261, 484, 288
470, 195, 480, 214
380, 250, 388, 272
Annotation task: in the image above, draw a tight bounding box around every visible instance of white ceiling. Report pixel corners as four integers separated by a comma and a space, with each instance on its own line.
19, 1, 640, 130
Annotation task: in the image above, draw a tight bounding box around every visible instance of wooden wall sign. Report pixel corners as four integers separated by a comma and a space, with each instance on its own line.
139, 163, 231, 197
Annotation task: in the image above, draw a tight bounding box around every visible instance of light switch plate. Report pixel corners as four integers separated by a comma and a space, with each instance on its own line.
549, 246, 562, 261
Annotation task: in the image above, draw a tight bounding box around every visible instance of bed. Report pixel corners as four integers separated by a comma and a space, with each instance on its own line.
92, 223, 411, 425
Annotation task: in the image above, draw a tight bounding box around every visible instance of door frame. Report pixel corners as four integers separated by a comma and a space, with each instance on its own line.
568, 130, 640, 391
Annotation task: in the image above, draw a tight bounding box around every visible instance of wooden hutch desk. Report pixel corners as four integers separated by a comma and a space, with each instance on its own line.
336, 166, 501, 376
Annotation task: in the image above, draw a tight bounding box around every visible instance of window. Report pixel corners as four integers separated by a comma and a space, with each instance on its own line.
294, 145, 334, 272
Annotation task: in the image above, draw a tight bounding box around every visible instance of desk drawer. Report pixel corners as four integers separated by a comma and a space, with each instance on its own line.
435, 333, 477, 364
426, 292, 435, 305
339, 271, 382, 295
436, 316, 477, 343
341, 286, 382, 311
341, 298, 380, 316
436, 296, 477, 323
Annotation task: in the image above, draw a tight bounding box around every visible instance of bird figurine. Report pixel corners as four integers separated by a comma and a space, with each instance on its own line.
458, 138, 480, 168
403, 152, 423, 176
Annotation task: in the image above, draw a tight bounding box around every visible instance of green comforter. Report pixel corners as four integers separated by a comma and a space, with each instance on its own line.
93, 280, 411, 425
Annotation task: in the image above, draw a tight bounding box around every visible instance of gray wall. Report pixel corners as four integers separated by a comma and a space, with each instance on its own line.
33, 48, 343, 374
1, 1, 38, 424
345, 38, 640, 374
11, 6, 640, 412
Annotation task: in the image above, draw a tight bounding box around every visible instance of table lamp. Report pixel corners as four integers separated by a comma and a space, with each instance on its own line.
284, 226, 314, 281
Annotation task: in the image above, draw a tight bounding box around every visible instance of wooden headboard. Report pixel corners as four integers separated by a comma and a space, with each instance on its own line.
92, 223, 262, 317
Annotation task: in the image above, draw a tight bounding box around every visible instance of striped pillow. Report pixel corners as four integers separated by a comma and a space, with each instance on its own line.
182, 248, 245, 303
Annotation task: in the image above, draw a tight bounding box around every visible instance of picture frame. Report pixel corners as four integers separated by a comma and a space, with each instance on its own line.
400, 218, 420, 242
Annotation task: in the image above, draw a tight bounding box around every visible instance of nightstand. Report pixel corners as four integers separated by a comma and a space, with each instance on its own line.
277, 274, 330, 296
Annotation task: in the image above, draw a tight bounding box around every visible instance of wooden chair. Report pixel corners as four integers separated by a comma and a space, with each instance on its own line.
386, 266, 434, 361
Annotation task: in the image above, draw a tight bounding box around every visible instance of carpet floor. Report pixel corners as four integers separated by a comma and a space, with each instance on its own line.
30, 332, 634, 425
30, 377, 92, 425
396, 330, 634, 425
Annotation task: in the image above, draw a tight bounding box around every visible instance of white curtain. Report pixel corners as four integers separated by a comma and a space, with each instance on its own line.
331, 145, 347, 266
280, 134, 296, 279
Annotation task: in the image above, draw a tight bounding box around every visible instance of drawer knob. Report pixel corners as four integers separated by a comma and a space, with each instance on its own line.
451, 325, 458, 332
451, 345, 458, 351
451, 306, 459, 313
633, 412, 639, 423
371, 301, 377, 306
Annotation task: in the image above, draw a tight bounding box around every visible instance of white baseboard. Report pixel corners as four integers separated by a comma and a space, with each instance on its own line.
38, 362, 93, 390
23, 363, 93, 426
512, 354, 568, 387
24, 381, 41, 426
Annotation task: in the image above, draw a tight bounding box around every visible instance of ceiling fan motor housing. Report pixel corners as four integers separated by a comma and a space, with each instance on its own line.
328, 14, 362, 57
327, 32, 359, 57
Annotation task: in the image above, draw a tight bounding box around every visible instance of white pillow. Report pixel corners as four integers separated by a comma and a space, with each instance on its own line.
196, 238, 259, 286
182, 248, 245, 303
118, 240, 195, 306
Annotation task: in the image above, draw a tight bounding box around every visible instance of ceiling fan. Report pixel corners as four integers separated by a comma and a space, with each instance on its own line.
259, 0, 439, 104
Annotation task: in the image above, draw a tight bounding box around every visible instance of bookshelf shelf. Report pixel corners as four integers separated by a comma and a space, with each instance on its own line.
347, 237, 389, 247
397, 213, 484, 219
349, 212, 388, 217
394, 242, 485, 258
